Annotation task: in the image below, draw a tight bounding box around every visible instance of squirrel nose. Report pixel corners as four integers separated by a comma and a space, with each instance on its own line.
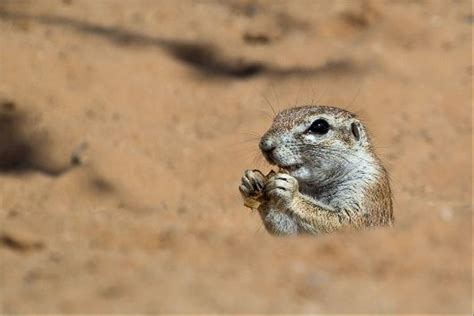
259, 137, 276, 153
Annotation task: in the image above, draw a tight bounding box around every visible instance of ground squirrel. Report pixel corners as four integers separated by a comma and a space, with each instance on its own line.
239, 105, 393, 235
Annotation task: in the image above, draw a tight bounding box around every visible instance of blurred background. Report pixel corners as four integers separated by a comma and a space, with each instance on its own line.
0, 0, 471, 313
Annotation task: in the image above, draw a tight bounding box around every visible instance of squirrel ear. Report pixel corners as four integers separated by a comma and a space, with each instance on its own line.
351, 122, 360, 141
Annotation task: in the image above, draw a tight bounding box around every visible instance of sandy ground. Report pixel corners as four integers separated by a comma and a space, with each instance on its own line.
0, 0, 472, 313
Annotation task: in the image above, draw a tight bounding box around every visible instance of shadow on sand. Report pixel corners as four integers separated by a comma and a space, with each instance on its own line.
0, 9, 361, 79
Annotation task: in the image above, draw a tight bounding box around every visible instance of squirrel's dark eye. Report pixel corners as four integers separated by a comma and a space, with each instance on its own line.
308, 119, 329, 134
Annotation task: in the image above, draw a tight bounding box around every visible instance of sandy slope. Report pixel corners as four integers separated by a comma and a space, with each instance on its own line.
0, 0, 472, 313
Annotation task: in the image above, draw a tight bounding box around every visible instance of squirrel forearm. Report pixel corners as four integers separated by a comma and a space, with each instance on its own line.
288, 193, 353, 233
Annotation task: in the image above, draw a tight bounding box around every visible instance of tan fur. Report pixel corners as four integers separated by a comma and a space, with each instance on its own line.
239, 105, 393, 235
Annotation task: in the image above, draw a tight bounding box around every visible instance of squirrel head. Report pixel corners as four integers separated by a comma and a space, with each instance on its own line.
259, 105, 376, 187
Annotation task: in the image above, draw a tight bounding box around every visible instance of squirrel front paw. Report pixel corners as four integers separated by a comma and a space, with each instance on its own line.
239, 169, 266, 208
264, 173, 299, 207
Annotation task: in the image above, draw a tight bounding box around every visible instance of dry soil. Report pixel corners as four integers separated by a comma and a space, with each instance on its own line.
0, 0, 472, 313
